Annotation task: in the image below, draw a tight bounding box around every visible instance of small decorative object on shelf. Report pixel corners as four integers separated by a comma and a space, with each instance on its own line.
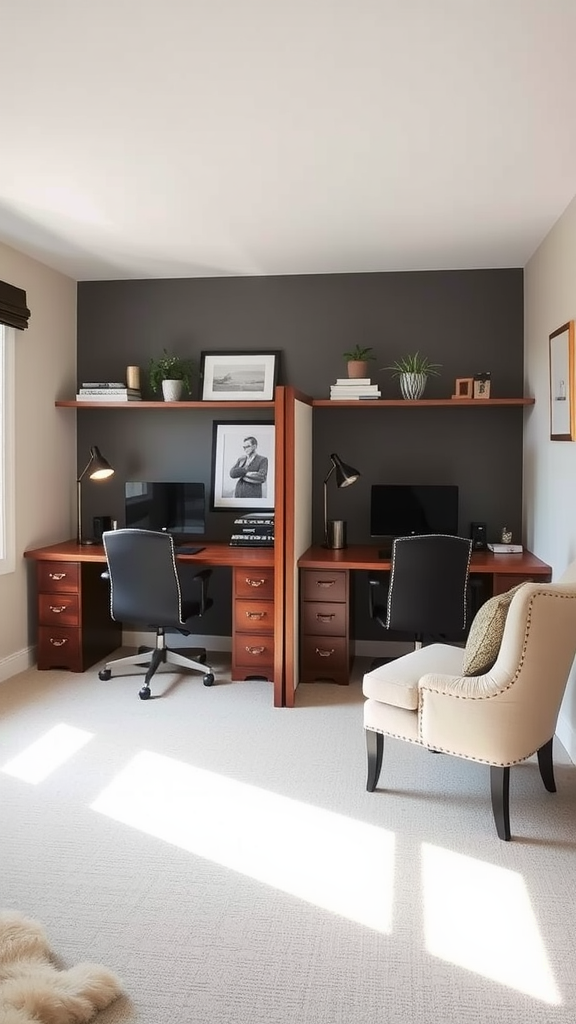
452, 377, 473, 399
501, 526, 513, 544
126, 365, 140, 390
329, 376, 381, 400
383, 351, 442, 400
474, 372, 491, 399
76, 386, 141, 401
342, 345, 376, 379
148, 350, 196, 400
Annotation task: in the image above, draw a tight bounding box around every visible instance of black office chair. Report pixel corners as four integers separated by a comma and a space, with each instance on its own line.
98, 528, 215, 699
368, 534, 473, 662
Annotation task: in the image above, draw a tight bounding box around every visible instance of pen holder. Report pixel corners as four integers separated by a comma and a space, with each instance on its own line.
326, 520, 347, 549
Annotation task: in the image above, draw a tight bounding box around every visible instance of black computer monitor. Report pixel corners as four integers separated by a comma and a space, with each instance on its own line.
125, 481, 205, 537
370, 484, 459, 540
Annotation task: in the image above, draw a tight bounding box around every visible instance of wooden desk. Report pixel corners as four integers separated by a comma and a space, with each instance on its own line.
24, 540, 278, 694
296, 545, 552, 687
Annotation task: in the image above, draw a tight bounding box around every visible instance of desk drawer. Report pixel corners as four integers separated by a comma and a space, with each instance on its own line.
38, 561, 80, 593
301, 601, 347, 636
300, 636, 350, 684
234, 599, 274, 633
234, 570, 274, 600
38, 626, 82, 671
39, 593, 80, 627
233, 633, 275, 678
301, 569, 347, 602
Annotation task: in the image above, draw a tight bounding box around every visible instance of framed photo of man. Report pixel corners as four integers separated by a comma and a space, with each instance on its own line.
211, 420, 275, 510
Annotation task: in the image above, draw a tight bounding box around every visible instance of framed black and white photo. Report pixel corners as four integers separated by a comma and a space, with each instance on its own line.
549, 321, 575, 440
200, 351, 279, 401
211, 420, 275, 510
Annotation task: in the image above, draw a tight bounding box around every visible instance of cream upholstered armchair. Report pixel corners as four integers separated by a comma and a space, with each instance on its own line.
362, 568, 576, 840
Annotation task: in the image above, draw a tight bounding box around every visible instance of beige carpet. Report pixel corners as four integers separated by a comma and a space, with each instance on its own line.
1, 652, 575, 1023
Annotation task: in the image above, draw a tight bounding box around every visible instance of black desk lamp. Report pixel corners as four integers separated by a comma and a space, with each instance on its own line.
77, 446, 114, 545
323, 452, 361, 549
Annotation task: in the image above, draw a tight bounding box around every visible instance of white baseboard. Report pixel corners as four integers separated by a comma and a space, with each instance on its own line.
556, 711, 576, 764
0, 646, 36, 683
123, 630, 232, 653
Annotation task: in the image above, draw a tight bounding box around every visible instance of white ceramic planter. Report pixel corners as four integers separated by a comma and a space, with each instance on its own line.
162, 379, 184, 401
399, 372, 427, 400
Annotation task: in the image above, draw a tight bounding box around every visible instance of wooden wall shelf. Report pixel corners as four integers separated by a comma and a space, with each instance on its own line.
55, 400, 276, 409
312, 398, 535, 407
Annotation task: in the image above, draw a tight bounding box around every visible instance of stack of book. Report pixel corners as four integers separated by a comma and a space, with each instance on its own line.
329, 377, 381, 400
76, 381, 142, 401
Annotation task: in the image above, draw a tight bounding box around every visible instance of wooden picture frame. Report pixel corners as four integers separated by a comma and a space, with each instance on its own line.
452, 377, 473, 399
200, 351, 279, 401
211, 420, 275, 510
549, 321, 575, 440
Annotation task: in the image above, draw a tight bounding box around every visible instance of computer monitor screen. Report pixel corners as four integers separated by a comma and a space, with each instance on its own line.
370, 484, 459, 539
125, 482, 205, 536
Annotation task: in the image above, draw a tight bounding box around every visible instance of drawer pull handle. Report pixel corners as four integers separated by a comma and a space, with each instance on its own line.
49, 605, 67, 614
316, 613, 335, 622
49, 572, 67, 581
245, 645, 266, 655
317, 580, 337, 588
49, 637, 69, 647
245, 578, 266, 587
246, 611, 266, 620
316, 647, 335, 658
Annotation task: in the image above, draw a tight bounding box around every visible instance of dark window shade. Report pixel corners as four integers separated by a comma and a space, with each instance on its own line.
0, 279, 30, 330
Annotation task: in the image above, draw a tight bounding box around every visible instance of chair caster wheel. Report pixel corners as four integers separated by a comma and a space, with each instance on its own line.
203, 673, 214, 687
99, 669, 111, 681
139, 686, 151, 700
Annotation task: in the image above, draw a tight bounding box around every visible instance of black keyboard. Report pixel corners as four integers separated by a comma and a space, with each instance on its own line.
230, 534, 274, 547
175, 545, 205, 555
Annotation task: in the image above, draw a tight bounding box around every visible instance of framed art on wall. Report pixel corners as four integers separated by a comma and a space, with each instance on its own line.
549, 321, 575, 440
200, 351, 279, 401
211, 420, 275, 510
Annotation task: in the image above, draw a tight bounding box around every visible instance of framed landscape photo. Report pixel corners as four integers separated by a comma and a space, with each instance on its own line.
549, 321, 575, 440
211, 420, 275, 510
200, 351, 279, 401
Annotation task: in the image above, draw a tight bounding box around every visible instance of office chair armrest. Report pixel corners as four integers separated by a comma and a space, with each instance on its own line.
192, 568, 212, 615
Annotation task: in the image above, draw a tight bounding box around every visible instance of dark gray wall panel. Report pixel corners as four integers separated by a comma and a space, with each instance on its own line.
77, 268, 524, 640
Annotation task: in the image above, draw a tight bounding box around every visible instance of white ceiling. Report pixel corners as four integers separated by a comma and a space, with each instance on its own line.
2, 1, 576, 282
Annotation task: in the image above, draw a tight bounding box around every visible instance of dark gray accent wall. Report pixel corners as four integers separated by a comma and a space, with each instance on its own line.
77, 268, 524, 640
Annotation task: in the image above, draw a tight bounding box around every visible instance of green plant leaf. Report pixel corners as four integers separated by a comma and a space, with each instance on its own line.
343, 345, 376, 361
382, 351, 442, 377
148, 348, 197, 394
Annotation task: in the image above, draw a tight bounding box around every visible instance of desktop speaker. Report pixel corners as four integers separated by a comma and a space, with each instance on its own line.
93, 515, 112, 542
470, 521, 487, 551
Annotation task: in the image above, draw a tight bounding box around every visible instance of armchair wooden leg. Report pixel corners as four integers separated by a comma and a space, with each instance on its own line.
537, 737, 556, 792
490, 765, 511, 841
366, 729, 384, 792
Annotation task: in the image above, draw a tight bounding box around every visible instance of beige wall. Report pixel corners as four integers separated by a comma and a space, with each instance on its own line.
525, 192, 576, 761
0, 240, 76, 675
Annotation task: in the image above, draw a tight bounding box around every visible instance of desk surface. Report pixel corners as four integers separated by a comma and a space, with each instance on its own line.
24, 539, 275, 567
298, 544, 552, 576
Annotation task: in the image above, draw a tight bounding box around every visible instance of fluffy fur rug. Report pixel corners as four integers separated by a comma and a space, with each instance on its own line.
0, 911, 122, 1024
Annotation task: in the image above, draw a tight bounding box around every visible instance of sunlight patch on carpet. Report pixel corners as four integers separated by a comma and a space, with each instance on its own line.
422, 843, 561, 1004
1, 723, 93, 783
91, 750, 395, 932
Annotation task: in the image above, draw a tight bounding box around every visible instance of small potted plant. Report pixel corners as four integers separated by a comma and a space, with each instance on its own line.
148, 349, 196, 401
383, 351, 442, 400
343, 345, 376, 379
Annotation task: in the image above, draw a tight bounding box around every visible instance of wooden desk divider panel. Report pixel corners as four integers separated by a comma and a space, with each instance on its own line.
283, 388, 314, 707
